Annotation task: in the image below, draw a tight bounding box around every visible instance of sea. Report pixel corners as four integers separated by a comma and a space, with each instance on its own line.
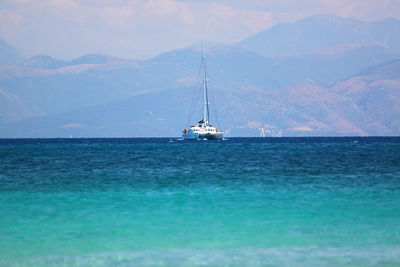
0, 137, 399, 267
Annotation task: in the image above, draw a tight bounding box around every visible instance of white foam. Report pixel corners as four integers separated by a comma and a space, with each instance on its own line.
4, 246, 400, 267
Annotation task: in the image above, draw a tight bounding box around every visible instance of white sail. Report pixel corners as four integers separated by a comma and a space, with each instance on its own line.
260, 128, 266, 138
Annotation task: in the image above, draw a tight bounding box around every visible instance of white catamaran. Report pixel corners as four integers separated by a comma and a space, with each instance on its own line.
182, 45, 223, 140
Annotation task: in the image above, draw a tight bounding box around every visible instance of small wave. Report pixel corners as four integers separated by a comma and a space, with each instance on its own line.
4, 246, 400, 267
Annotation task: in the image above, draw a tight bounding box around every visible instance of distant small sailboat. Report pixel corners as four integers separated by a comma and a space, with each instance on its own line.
182, 44, 223, 140
259, 128, 266, 138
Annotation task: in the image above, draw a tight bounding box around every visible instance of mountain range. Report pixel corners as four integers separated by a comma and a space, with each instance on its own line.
237, 14, 400, 57
0, 38, 24, 66
0, 14, 399, 137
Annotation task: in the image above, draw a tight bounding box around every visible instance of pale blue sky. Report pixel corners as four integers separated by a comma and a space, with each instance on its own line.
1, 0, 399, 60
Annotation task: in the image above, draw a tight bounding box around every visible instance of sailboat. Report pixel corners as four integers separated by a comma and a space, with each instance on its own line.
182, 44, 223, 140
259, 128, 266, 138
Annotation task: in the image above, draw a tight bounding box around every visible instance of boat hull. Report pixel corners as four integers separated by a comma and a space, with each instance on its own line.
182, 132, 223, 140
203, 133, 223, 140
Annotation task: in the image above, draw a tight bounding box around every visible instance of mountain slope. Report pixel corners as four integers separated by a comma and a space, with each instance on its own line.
328, 59, 400, 134
0, 38, 24, 65
1, 59, 399, 137
21, 54, 137, 69
69, 54, 127, 65
1, 13, 400, 137
22, 55, 68, 69
1, 43, 396, 124
237, 15, 400, 57
0, 87, 43, 123
270, 43, 397, 84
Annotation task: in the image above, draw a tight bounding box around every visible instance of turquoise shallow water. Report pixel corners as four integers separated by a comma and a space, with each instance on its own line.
0, 137, 400, 266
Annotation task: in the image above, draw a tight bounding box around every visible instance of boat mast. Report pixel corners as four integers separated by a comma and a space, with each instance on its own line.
202, 43, 210, 126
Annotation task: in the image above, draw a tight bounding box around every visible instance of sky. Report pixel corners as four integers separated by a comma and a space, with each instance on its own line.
1, 0, 399, 60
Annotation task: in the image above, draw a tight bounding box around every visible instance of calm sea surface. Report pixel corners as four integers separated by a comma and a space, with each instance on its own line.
1, 137, 399, 266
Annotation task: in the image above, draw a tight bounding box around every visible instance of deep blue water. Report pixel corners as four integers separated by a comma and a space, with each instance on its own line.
0, 137, 399, 266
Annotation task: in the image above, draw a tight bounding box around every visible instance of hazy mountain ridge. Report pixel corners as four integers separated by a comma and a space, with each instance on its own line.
20, 54, 139, 70
1, 59, 399, 137
0, 38, 25, 66
237, 15, 400, 57
22, 55, 68, 69
0, 42, 396, 123
0, 87, 43, 124
356, 58, 400, 79
0, 14, 399, 137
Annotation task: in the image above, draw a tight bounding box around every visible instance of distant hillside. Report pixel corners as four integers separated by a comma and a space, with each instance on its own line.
356, 58, 400, 79
22, 55, 68, 69
1, 43, 397, 122
0, 38, 24, 65
328, 59, 400, 134
1, 14, 400, 137
68, 54, 127, 65
237, 15, 400, 57
0, 87, 43, 124
1, 59, 399, 137
269, 43, 397, 84
21, 53, 137, 69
